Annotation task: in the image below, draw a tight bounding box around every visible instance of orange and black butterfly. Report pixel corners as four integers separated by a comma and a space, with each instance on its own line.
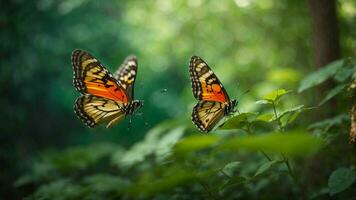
189, 56, 238, 133
71, 49, 142, 128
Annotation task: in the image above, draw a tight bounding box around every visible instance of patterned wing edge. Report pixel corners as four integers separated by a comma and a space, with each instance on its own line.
189, 55, 230, 101
191, 100, 225, 133
74, 95, 97, 128
113, 55, 138, 101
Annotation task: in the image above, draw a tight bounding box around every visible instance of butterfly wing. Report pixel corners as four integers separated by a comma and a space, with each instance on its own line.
74, 94, 126, 128
192, 100, 225, 132
189, 56, 230, 102
113, 55, 138, 100
71, 49, 129, 103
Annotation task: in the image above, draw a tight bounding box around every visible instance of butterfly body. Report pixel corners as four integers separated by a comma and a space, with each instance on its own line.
72, 49, 142, 128
189, 56, 238, 133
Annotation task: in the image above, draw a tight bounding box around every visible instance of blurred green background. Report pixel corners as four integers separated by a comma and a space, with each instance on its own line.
1, 0, 355, 199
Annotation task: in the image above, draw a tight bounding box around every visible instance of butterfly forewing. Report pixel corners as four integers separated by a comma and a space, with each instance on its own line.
114, 55, 138, 101
189, 56, 229, 102
74, 94, 126, 128
71, 49, 129, 103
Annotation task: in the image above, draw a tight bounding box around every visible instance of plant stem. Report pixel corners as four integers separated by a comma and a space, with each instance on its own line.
272, 102, 298, 185
272, 102, 283, 131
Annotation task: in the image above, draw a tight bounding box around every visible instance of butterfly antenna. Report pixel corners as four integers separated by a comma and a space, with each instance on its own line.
238, 89, 250, 99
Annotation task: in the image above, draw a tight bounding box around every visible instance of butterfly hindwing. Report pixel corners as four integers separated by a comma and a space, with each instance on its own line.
192, 100, 225, 132
74, 94, 126, 128
71, 49, 129, 103
114, 55, 138, 100
189, 56, 229, 102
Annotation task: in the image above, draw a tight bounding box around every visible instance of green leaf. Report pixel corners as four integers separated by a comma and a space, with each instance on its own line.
174, 135, 220, 154
220, 112, 257, 130
262, 89, 289, 103
219, 131, 323, 156
328, 168, 356, 196
298, 60, 344, 92
280, 111, 301, 126
256, 113, 274, 122
254, 160, 280, 177
277, 105, 305, 120
277, 105, 315, 126
221, 161, 240, 177
319, 84, 347, 106
334, 65, 355, 82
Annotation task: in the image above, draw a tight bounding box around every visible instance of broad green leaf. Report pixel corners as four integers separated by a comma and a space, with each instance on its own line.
328, 168, 356, 196
277, 105, 305, 120
278, 106, 315, 126
256, 113, 274, 122
221, 161, 240, 177
220, 112, 257, 130
334, 66, 355, 82
174, 135, 219, 154
281, 111, 301, 126
219, 131, 323, 156
298, 59, 344, 92
254, 160, 280, 177
319, 84, 347, 106
262, 89, 289, 103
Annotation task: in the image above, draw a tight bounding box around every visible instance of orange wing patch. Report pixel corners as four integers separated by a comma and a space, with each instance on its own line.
189, 56, 229, 103
72, 49, 128, 103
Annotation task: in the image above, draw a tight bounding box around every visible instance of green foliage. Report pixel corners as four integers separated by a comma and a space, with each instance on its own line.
328, 168, 356, 196
254, 160, 280, 177
298, 60, 344, 92
219, 132, 322, 156
17, 85, 344, 199
3, 0, 356, 199
319, 83, 348, 106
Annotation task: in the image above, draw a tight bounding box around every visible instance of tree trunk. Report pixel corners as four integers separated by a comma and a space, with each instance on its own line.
308, 0, 340, 69
307, 0, 340, 116
304, 0, 341, 191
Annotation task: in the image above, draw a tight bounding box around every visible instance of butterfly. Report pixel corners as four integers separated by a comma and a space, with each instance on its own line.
71, 49, 142, 128
189, 56, 238, 133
